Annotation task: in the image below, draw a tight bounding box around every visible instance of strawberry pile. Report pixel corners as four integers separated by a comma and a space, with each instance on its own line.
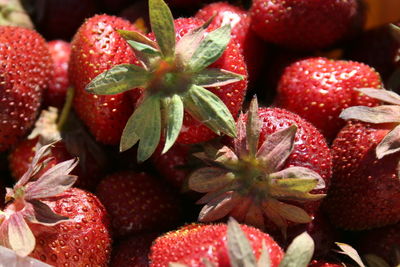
0, 0, 399, 266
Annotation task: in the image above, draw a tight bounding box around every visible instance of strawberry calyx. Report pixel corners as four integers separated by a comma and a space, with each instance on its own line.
0, 0, 33, 29
188, 98, 326, 235
340, 88, 400, 159
85, 0, 244, 162
0, 143, 78, 257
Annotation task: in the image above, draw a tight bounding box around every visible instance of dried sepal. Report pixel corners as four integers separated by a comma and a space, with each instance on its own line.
256, 124, 297, 173
198, 191, 241, 222
246, 97, 262, 157
269, 166, 325, 190
28, 107, 61, 145
339, 105, 400, 123
356, 88, 400, 105
244, 204, 264, 230
0, 245, 52, 267
234, 112, 247, 157
376, 124, 400, 159
335, 242, 366, 267
7, 212, 35, 257
26, 200, 68, 226
257, 240, 271, 267
189, 167, 234, 193
363, 254, 391, 267
227, 217, 257, 267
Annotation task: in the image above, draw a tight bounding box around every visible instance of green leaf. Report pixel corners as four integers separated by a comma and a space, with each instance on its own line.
117, 29, 158, 48
247, 97, 261, 157
279, 232, 314, 267
269, 166, 326, 190
364, 254, 391, 267
189, 167, 234, 193
189, 24, 232, 72
183, 85, 236, 138
271, 178, 318, 193
162, 95, 184, 154
269, 187, 325, 202
120, 95, 161, 162
86, 64, 150, 95
335, 243, 366, 267
149, 0, 175, 58
192, 68, 243, 88
227, 217, 257, 267
127, 40, 161, 56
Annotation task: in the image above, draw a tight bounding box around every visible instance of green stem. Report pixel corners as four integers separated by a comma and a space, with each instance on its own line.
57, 87, 75, 131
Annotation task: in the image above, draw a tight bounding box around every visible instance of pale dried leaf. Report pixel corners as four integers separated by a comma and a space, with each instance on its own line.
199, 191, 240, 222
234, 113, 247, 157
335, 242, 366, 267
189, 167, 234, 193
279, 232, 314, 267
8, 213, 35, 257
257, 240, 271, 267
356, 88, 400, 105
376, 124, 400, 159
340, 105, 400, 124
246, 97, 262, 157
0, 246, 52, 267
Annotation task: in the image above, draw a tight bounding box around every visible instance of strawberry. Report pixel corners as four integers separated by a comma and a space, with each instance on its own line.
250, 0, 363, 50
69, 14, 141, 145
95, 171, 183, 237
111, 233, 159, 267
345, 23, 400, 82
0, 143, 112, 266
275, 57, 383, 141
357, 223, 400, 267
8, 108, 108, 191
84, 0, 248, 162
0, 26, 52, 151
195, 2, 266, 84
188, 98, 332, 234
44, 40, 71, 109
324, 88, 400, 229
149, 218, 285, 266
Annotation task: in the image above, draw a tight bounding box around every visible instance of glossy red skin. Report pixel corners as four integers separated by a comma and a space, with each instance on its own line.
152, 143, 191, 189
357, 222, 400, 266
111, 233, 159, 267
29, 188, 111, 266
250, 0, 361, 50
345, 22, 400, 81
154, 18, 247, 144
149, 223, 284, 267
275, 57, 382, 141
69, 15, 140, 145
8, 138, 105, 190
232, 108, 332, 232
324, 121, 400, 230
96, 171, 183, 237
44, 40, 71, 109
195, 2, 266, 84
0, 26, 52, 152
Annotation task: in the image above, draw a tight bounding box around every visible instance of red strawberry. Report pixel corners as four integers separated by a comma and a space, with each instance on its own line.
195, 2, 266, 84
250, 0, 363, 50
149, 219, 284, 266
275, 57, 383, 141
345, 22, 400, 82
69, 14, 141, 145
111, 233, 159, 267
96, 171, 183, 237
357, 223, 400, 266
0, 26, 52, 151
324, 88, 400, 229
0, 143, 112, 266
84, 0, 248, 162
44, 40, 71, 109
188, 98, 332, 234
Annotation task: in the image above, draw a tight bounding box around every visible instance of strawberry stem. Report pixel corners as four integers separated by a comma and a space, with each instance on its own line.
57, 87, 75, 131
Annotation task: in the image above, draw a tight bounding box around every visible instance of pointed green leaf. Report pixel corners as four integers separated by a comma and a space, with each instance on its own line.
127, 40, 161, 56
183, 85, 236, 137
162, 95, 184, 154
192, 68, 243, 88
117, 29, 158, 48
269, 166, 326, 190
258, 240, 271, 267
189, 167, 234, 193
271, 179, 319, 193
247, 97, 261, 157
8, 213, 36, 257
279, 232, 314, 267
149, 0, 175, 58
339, 105, 400, 123
86, 64, 150, 95
189, 24, 232, 72
376, 124, 400, 159
227, 217, 257, 267
120, 95, 161, 162
335, 243, 366, 267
